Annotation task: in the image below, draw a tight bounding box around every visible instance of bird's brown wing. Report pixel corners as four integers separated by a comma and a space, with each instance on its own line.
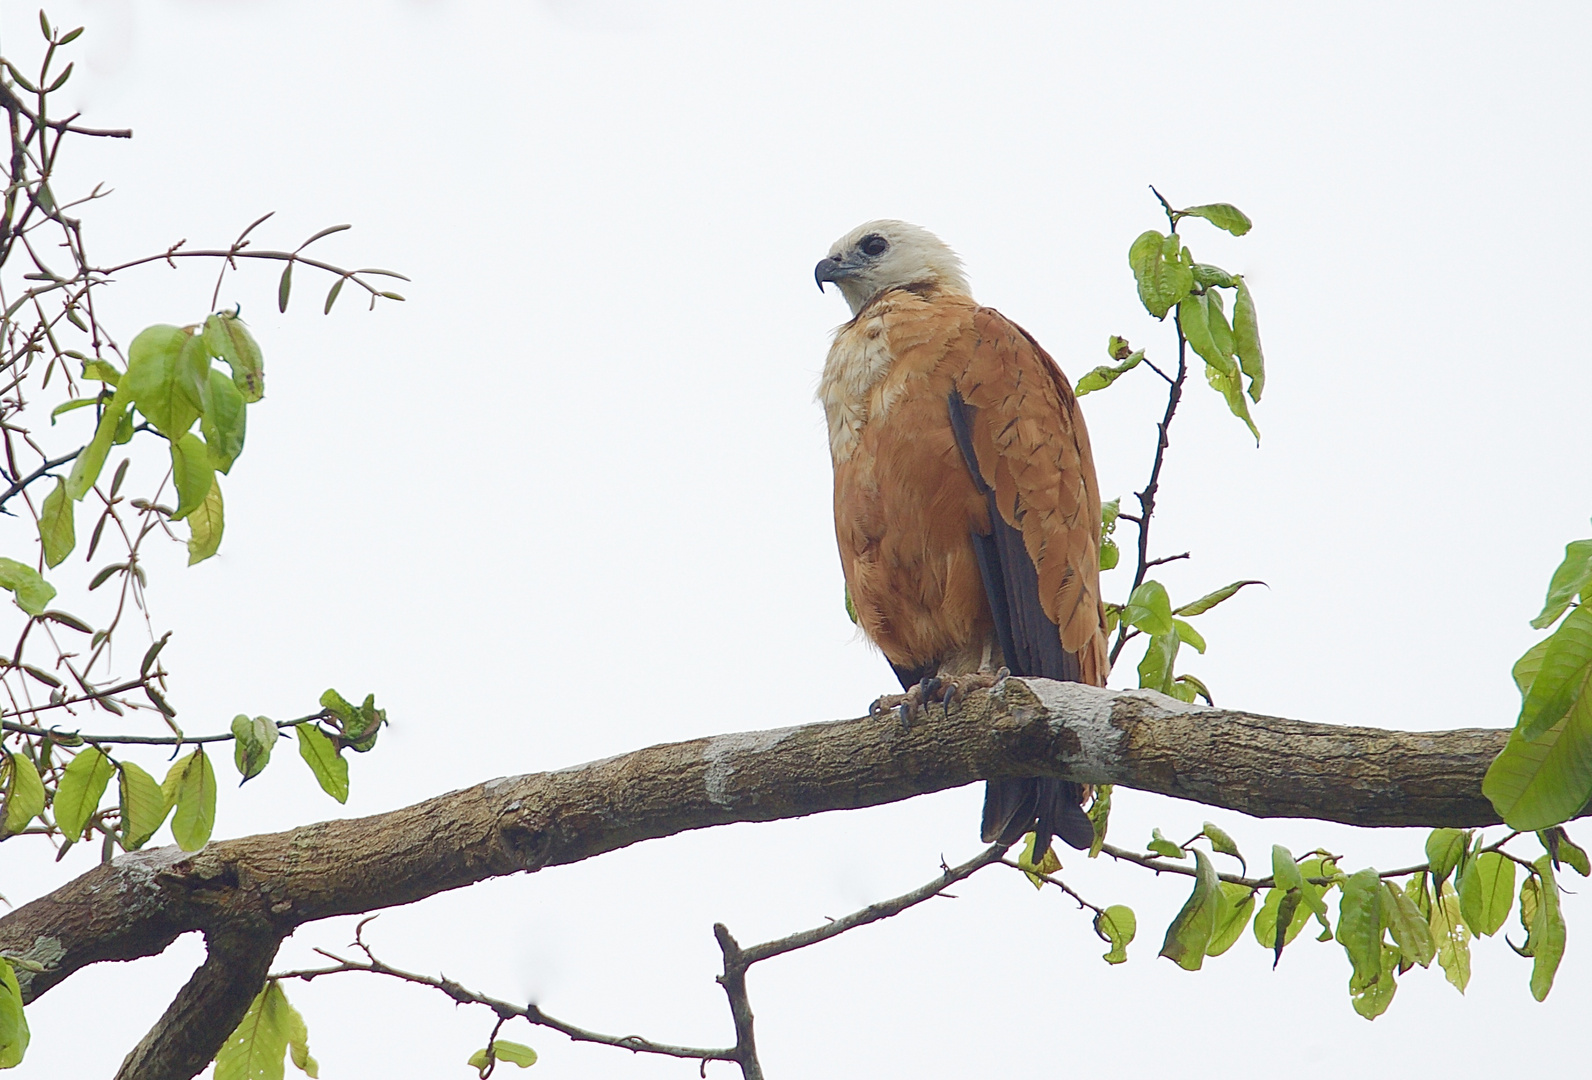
946, 306, 1109, 853
950, 306, 1109, 686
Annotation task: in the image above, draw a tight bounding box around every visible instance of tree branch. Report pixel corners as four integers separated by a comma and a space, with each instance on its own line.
114, 925, 283, 1080
0, 677, 1522, 1065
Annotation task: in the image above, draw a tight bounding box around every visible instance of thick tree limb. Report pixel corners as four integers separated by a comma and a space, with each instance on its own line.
114, 926, 283, 1080
0, 679, 1515, 1071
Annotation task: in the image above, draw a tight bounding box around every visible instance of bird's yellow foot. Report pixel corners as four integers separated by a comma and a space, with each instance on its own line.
869, 668, 1008, 728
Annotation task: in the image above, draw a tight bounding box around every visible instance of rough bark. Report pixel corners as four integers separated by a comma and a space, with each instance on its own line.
0, 680, 1517, 1075
114, 927, 283, 1080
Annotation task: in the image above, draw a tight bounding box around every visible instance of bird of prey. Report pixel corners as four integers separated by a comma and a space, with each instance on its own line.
814, 220, 1109, 857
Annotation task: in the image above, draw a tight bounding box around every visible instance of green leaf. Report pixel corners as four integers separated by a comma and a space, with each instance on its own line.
1380, 881, 1434, 968
1271, 845, 1327, 919
1086, 784, 1111, 858
490, 1041, 538, 1068
278, 262, 293, 313
1136, 632, 1178, 695
37, 476, 74, 568
1517, 605, 1592, 741
1171, 674, 1212, 705
1128, 230, 1194, 319
1458, 851, 1515, 936
80, 358, 122, 386
200, 368, 247, 474
117, 761, 169, 850
1190, 263, 1236, 289
1254, 887, 1312, 964
296, 725, 349, 803
1514, 638, 1551, 697
0, 558, 54, 616
1206, 882, 1256, 957
186, 477, 225, 565
65, 392, 129, 499
49, 397, 97, 422
348, 694, 385, 749
1483, 680, 1592, 830
1099, 539, 1119, 571
1528, 858, 1566, 1001
216, 981, 298, 1080
1178, 292, 1227, 370
168, 432, 215, 522
1016, 830, 1063, 889
1172, 580, 1264, 617
275, 981, 318, 1077
1337, 867, 1383, 985
1429, 881, 1471, 993
165, 749, 217, 852
1202, 822, 1242, 869
1177, 203, 1253, 236
54, 746, 115, 838
1407, 870, 1432, 920
1540, 827, 1591, 876
1348, 944, 1399, 1020
1159, 849, 1220, 970
203, 313, 265, 402
323, 279, 345, 314
1147, 827, 1184, 859
1425, 829, 1467, 889
122, 325, 205, 438
1074, 349, 1145, 396
0, 958, 29, 1068
1204, 356, 1260, 443
1206, 288, 1235, 360
231, 715, 278, 783
1519, 873, 1538, 953
1096, 904, 1135, 964
1232, 277, 1265, 401
1531, 538, 1592, 629
1, 750, 46, 834
1122, 580, 1173, 635
319, 688, 357, 726
1172, 618, 1206, 654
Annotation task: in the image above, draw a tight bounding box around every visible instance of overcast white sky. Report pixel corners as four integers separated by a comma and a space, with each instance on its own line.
4, 1, 1591, 1076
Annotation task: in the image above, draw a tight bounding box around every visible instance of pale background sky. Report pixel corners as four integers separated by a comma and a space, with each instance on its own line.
4, 1, 1590, 1076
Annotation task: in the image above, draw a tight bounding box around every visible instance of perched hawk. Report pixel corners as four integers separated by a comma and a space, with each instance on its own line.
815, 220, 1109, 857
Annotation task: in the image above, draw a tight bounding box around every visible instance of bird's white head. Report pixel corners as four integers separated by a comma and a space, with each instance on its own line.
815, 220, 970, 316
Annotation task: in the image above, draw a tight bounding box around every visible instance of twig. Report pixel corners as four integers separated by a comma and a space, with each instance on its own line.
0, 445, 78, 512
1110, 307, 1189, 666
270, 845, 1011, 1079
273, 953, 736, 1065
1143, 552, 1190, 570
0, 708, 332, 746
712, 926, 762, 1080
997, 858, 1107, 915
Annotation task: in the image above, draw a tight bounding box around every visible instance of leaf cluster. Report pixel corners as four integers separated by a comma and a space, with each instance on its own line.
1095, 198, 1265, 442
1082, 820, 1577, 1018
1484, 533, 1592, 829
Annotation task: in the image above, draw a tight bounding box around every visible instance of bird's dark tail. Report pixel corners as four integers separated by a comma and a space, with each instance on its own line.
982, 777, 1094, 857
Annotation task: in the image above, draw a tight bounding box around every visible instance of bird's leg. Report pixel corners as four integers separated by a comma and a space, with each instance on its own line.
869, 667, 1009, 729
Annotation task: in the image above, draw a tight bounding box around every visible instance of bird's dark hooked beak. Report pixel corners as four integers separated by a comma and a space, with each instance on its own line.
814, 256, 845, 293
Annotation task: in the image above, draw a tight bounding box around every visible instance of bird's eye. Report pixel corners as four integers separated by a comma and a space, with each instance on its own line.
861, 235, 888, 257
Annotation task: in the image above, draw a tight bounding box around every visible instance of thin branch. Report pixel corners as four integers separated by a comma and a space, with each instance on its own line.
0, 708, 332, 746
998, 858, 1107, 915
272, 954, 737, 1065
1110, 306, 1189, 666
0, 443, 76, 512
1143, 551, 1190, 570
739, 843, 1008, 965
